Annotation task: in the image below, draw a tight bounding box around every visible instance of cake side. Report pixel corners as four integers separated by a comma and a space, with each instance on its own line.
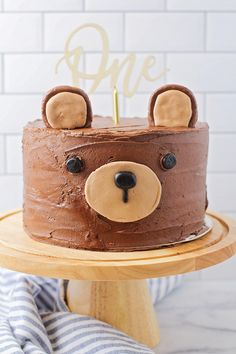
23, 117, 209, 251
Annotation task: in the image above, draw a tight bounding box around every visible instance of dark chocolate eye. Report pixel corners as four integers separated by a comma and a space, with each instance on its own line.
161, 153, 176, 170
66, 156, 84, 173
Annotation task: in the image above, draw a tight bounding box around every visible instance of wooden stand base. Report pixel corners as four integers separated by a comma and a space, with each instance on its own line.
0, 210, 236, 348
67, 279, 160, 348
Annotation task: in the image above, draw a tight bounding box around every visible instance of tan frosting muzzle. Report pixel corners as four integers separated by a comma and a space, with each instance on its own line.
85, 161, 162, 223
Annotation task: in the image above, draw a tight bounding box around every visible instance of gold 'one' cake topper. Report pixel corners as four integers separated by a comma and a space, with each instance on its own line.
55, 23, 166, 98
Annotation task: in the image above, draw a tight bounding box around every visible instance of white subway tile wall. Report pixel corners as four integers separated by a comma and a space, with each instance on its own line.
208, 134, 236, 172
0, 176, 23, 212
85, 0, 165, 12
0, 14, 42, 52
44, 13, 123, 51
0, 0, 235, 279
207, 13, 236, 51
206, 94, 236, 132
167, 0, 236, 11
5, 54, 73, 92
6, 135, 22, 174
0, 95, 42, 133
126, 13, 204, 51
167, 54, 236, 91
4, 0, 83, 12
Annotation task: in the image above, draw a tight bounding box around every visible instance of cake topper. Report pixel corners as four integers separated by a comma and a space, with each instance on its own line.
42, 85, 93, 129
55, 23, 166, 98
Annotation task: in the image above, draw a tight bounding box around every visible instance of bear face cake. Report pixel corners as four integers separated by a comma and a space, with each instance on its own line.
23, 84, 209, 251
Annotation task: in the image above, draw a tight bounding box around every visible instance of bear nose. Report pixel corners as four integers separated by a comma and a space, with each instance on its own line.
114, 171, 137, 203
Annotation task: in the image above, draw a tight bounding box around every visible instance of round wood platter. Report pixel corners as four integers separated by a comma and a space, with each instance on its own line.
0, 210, 235, 281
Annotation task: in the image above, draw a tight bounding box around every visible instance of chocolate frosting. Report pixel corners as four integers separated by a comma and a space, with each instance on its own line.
23, 117, 209, 251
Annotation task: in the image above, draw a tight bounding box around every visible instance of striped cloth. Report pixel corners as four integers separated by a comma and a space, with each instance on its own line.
0, 269, 182, 354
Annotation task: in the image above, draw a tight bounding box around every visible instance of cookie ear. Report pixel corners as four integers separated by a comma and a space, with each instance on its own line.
148, 84, 198, 128
42, 86, 93, 129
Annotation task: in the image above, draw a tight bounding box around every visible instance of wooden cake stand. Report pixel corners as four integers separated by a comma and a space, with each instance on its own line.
0, 210, 236, 348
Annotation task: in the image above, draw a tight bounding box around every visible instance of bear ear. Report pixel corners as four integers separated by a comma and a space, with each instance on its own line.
148, 84, 198, 128
42, 86, 93, 129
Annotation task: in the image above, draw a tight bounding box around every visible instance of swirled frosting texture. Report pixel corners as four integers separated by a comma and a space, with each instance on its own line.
23, 117, 209, 251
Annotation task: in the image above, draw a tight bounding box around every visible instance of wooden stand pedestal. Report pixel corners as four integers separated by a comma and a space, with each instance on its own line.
0, 210, 235, 348
67, 279, 160, 347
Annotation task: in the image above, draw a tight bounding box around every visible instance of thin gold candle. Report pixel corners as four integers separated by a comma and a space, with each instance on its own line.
112, 86, 120, 125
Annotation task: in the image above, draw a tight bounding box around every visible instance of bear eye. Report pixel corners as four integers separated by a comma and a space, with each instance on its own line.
66, 156, 84, 173
161, 153, 177, 170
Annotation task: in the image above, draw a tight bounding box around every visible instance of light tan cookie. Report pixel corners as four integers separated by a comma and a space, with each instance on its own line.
148, 84, 198, 128
46, 92, 87, 129
42, 85, 93, 129
153, 89, 192, 128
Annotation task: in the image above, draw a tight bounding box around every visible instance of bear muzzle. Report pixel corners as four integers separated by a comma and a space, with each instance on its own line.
85, 161, 162, 223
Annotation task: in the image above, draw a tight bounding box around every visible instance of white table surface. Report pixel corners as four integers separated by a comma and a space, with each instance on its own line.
154, 280, 236, 354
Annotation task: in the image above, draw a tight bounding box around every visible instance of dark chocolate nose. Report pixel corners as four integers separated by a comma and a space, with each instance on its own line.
114, 171, 137, 203
115, 171, 137, 189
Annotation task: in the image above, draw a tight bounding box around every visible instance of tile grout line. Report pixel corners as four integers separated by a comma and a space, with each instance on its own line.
164, 0, 167, 11
122, 12, 126, 52
202, 10, 207, 124
2, 92, 236, 96
2, 134, 7, 174
1, 53, 4, 93
2, 10, 236, 14
0, 172, 23, 176
207, 171, 236, 174
2, 50, 236, 55
202, 93, 206, 122
1, 133, 22, 136
163, 53, 167, 84
82, 51, 86, 90
41, 12, 45, 52
215, 210, 236, 213
203, 12, 207, 51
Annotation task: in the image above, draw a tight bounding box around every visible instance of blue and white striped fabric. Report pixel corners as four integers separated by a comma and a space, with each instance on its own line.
0, 269, 182, 354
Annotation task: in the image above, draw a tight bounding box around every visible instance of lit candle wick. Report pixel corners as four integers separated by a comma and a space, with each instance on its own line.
112, 86, 120, 125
